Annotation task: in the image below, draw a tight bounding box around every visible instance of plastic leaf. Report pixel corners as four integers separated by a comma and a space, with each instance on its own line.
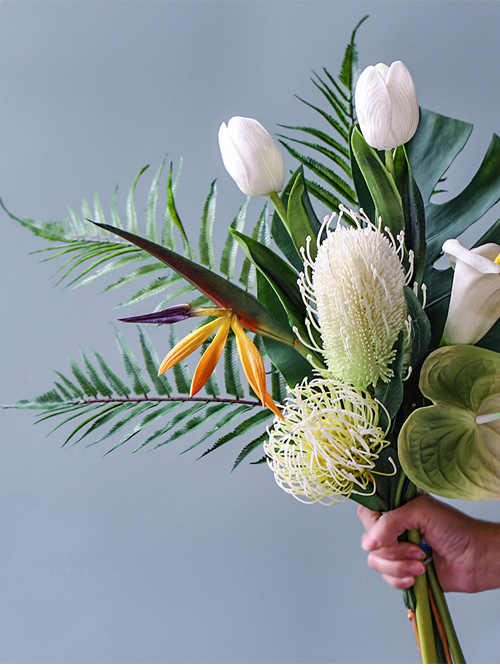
351, 127, 405, 240
399, 345, 500, 500
91, 220, 296, 346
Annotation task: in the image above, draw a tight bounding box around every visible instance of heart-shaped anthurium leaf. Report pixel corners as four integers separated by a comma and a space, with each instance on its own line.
399, 344, 500, 500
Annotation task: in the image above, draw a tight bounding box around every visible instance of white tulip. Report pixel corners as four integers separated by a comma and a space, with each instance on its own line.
355, 61, 419, 151
218, 116, 286, 197
442, 238, 500, 345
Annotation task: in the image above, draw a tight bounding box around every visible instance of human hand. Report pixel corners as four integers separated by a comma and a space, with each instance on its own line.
358, 495, 500, 593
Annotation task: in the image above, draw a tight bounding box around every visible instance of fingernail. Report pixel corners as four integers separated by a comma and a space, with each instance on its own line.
410, 562, 426, 576
362, 534, 380, 551
406, 547, 425, 560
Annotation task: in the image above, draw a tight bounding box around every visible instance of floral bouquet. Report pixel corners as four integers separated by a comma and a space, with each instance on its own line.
6, 16, 500, 663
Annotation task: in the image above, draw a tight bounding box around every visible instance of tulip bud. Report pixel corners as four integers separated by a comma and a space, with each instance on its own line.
218, 116, 286, 196
355, 61, 419, 151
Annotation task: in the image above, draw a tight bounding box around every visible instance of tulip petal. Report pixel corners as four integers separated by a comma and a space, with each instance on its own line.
227, 117, 286, 196
355, 66, 392, 151
374, 62, 390, 83
189, 316, 231, 397
157, 317, 226, 376
385, 61, 419, 148
218, 122, 251, 195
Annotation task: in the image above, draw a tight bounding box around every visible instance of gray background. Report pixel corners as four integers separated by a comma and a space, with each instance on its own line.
1, 0, 500, 663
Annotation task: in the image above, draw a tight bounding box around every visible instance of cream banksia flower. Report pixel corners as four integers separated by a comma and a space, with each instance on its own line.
299, 207, 409, 389
264, 373, 391, 504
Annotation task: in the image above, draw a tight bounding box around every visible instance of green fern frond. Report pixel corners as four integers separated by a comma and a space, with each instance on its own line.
223, 335, 244, 398
294, 95, 349, 143
138, 328, 173, 396
168, 324, 192, 394
277, 125, 350, 159
126, 165, 149, 236
145, 155, 167, 242
279, 140, 356, 204
278, 18, 368, 210
277, 135, 352, 177
220, 198, 249, 279
2, 327, 275, 461
199, 180, 217, 269
113, 325, 151, 396
231, 431, 267, 471
239, 203, 268, 290
197, 408, 272, 459
310, 73, 349, 127
303, 179, 342, 211
179, 405, 251, 455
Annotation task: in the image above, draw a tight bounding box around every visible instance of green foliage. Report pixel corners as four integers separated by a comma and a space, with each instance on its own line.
3, 162, 293, 468
399, 345, 500, 500
3, 326, 273, 467
351, 128, 405, 240
405, 109, 500, 347
277, 16, 368, 208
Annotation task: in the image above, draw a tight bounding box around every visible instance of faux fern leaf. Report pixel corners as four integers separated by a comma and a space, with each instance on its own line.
278, 17, 368, 210
199, 180, 217, 270
220, 197, 249, 279
126, 165, 149, 236
145, 155, 167, 243
5, 154, 294, 466
279, 140, 356, 204
197, 408, 272, 459
232, 431, 268, 471
2, 326, 277, 463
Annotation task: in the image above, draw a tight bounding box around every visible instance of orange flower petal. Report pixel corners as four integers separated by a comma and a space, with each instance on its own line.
231, 314, 267, 404
157, 316, 226, 376
190, 316, 231, 397
263, 391, 284, 420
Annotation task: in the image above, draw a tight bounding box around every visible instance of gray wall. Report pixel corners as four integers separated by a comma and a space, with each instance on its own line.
1, 0, 500, 663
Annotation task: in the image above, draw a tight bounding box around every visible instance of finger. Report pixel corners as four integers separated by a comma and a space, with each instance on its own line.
365, 542, 425, 562
367, 552, 426, 580
361, 497, 434, 551
357, 505, 381, 532
383, 574, 417, 590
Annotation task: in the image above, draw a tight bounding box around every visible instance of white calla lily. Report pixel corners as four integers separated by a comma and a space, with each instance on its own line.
442, 238, 500, 344
218, 116, 286, 196
355, 61, 419, 151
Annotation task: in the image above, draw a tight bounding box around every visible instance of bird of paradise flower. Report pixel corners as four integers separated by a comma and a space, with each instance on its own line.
91, 222, 310, 419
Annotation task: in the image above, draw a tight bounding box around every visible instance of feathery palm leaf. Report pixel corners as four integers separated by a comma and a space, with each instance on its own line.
277, 15, 368, 208
3, 326, 275, 466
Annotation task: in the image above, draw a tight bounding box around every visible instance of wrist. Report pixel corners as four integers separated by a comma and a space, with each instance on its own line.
469, 520, 500, 592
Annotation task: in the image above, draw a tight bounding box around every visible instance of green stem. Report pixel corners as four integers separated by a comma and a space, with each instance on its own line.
269, 191, 288, 227
385, 149, 395, 180
407, 528, 439, 664
394, 470, 409, 509
426, 562, 466, 664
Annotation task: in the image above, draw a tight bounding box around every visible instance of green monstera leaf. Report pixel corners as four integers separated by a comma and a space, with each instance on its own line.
399, 345, 500, 500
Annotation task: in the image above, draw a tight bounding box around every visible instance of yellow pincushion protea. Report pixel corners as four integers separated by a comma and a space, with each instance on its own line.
264, 373, 390, 505
299, 207, 409, 389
